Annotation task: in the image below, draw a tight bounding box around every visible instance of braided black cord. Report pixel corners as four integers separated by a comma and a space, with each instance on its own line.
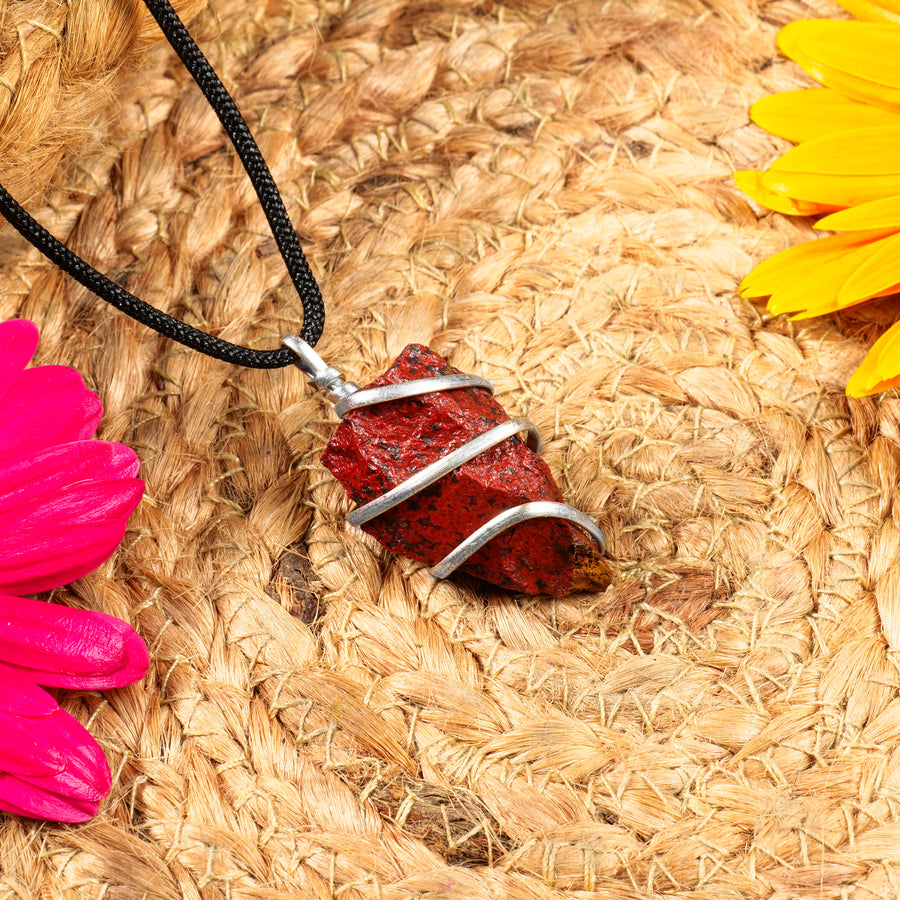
0, 184, 296, 367
0, 0, 324, 366
143, 0, 324, 347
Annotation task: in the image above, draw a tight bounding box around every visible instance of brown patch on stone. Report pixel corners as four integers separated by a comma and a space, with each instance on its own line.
569, 538, 614, 593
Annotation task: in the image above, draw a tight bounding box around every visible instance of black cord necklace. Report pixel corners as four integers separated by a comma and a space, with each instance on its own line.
0, 0, 321, 366
0, 0, 612, 597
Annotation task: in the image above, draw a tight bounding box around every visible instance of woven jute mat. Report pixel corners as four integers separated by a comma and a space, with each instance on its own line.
2, 0, 898, 897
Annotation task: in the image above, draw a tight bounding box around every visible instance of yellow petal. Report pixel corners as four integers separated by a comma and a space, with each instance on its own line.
751, 89, 900, 144
768, 248, 869, 316
760, 169, 900, 209
789, 283, 900, 319
778, 20, 900, 110
740, 229, 897, 299
767, 233, 900, 317
836, 0, 900, 25
783, 229, 900, 317
734, 170, 840, 216
748, 128, 900, 209
817, 195, 900, 231
847, 370, 900, 397
837, 230, 900, 303
847, 319, 900, 397
770, 126, 900, 175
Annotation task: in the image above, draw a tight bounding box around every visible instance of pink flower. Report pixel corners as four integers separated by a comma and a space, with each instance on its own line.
0, 319, 147, 822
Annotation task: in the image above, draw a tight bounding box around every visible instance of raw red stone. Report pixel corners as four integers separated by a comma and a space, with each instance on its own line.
321, 344, 612, 596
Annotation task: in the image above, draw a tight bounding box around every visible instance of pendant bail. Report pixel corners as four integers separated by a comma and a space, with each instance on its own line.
283, 334, 360, 404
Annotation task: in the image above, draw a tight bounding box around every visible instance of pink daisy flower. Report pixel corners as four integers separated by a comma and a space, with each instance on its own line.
0, 319, 147, 822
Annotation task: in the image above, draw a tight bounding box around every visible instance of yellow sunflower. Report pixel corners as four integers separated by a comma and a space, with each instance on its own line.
736, 1, 900, 396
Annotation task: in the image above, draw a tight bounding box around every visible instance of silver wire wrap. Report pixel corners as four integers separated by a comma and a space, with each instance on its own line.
347, 418, 541, 526
430, 501, 607, 578
335, 374, 493, 418
283, 334, 607, 581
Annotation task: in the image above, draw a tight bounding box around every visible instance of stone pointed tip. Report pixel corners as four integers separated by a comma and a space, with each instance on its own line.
566, 541, 614, 595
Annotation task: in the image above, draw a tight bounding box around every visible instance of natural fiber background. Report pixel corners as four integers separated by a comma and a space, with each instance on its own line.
0, 0, 206, 204
2, 0, 898, 897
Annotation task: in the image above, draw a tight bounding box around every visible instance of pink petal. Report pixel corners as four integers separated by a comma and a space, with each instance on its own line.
0, 779, 100, 822
0, 366, 102, 464
0, 516, 142, 596
0, 320, 38, 382
0, 441, 143, 595
19, 765, 108, 805
0, 440, 140, 515
0, 663, 60, 717
17, 709, 111, 801
0, 701, 112, 821
44, 703, 113, 787
0, 708, 66, 777
0, 593, 148, 689
0, 665, 112, 820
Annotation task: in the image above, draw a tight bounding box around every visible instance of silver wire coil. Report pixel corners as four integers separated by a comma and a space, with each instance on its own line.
283, 336, 607, 581
335, 373, 606, 579
347, 417, 542, 527
335, 374, 493, 418
431, 501, 607, 578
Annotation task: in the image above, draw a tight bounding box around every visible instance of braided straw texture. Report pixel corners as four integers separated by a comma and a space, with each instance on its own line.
0, 0, 206, 204
1, 0, 898, 897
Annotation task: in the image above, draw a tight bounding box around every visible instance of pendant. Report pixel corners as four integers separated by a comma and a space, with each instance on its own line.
284, 336, 612, 596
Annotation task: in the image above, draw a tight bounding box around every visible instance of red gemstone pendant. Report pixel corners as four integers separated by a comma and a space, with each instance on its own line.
285, 337, 612, 596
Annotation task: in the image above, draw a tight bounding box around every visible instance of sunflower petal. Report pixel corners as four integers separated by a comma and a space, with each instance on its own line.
847, 319, 900, 396
837, 231, 900, 304
762, 170, 900, 208
740, 229, 898, 299
836, 0, 900, 25
770, 126, 900, 175
733, 170, 838, 215
788, 285, 900, 320
751, 89, 900, 143
778, 231, 900, 318
747, 125, 900, 209
816, 195, 900, 231
778, 21, 900, 110
769, 239, 899, 317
